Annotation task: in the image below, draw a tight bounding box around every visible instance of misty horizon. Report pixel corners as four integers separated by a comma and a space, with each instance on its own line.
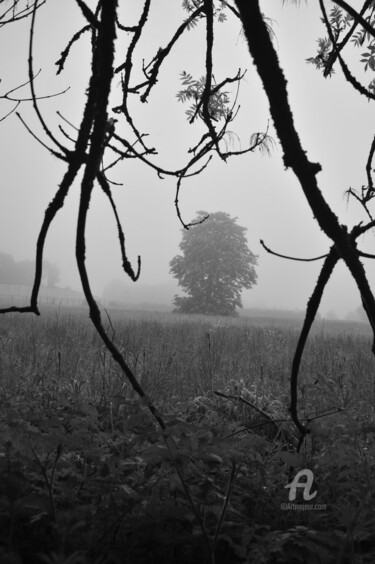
0, 263, 366, 322
1, 2, 374, 325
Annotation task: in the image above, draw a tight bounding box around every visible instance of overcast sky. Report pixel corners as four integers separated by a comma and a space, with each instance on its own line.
1, 0, 375, 318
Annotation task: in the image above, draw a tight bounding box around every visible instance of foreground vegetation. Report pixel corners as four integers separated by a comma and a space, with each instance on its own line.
0, 308, 374, 563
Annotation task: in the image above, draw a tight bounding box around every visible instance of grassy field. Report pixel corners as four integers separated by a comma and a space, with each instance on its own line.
0, 307, 374, 563
1, 306, 373, 408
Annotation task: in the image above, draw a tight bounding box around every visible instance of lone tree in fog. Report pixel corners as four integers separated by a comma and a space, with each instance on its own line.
170, 211, 257, 316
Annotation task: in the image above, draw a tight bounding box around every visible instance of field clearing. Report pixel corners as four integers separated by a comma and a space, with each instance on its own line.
1, 307, 375, 563
1, 306, 373, 409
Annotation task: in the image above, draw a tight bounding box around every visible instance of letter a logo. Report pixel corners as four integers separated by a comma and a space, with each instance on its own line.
285, 469, 317, 501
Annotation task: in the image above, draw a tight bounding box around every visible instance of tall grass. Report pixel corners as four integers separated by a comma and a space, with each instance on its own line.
0, 307, 373, 423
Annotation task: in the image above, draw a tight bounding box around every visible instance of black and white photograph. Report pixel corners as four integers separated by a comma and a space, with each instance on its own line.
1, 1, 375, 562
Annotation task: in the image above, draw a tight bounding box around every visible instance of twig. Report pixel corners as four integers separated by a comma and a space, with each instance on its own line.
55, 24, 91, 74
140, 6, 205, 103
97, 171, 141, 281
260, 239, 328, 262
28, 0, 68, 154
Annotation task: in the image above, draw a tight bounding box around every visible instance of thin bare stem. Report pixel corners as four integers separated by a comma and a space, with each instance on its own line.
28, 0, 68, 154
290, 247, 339, 435
260, 239, 328, 261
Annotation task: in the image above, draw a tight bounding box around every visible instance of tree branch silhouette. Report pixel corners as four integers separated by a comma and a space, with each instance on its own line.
332, 0, 375, 41
0, 0, 46, 24
320, 0, 372, 77
260, 239, 328, 262
235, 0, 375, 438
319, 0, 375, 101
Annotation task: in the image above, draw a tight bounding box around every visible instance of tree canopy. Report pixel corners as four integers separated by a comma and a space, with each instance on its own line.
170, 211, 257, 316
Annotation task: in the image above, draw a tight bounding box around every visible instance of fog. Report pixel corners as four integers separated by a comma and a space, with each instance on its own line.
0, 1, 374, 320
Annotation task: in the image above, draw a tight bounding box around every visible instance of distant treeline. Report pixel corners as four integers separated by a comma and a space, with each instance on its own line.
0, 251, 60, 287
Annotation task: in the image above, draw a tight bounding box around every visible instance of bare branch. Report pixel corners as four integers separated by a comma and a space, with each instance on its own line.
290, 247, 339, 436
0, 101, 20, 122
16, 112, 66, 159
260, 239, 328, 261
112, 0, 152, 152
365, 131, 375, 197
210, 68, 246, 97
74, 0, 98, 28
0, 71, 69, 122
2, 70, 69, 102
97, 171, 141, 281
55, 24, 91, 74
346, 187, 374, 222
28, 0, 69, 154
220, 1, 240, 19
0, 0, 46, 25
140, 6, 205, 103
191, 0, 224, 158
358, 250, 375, 259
